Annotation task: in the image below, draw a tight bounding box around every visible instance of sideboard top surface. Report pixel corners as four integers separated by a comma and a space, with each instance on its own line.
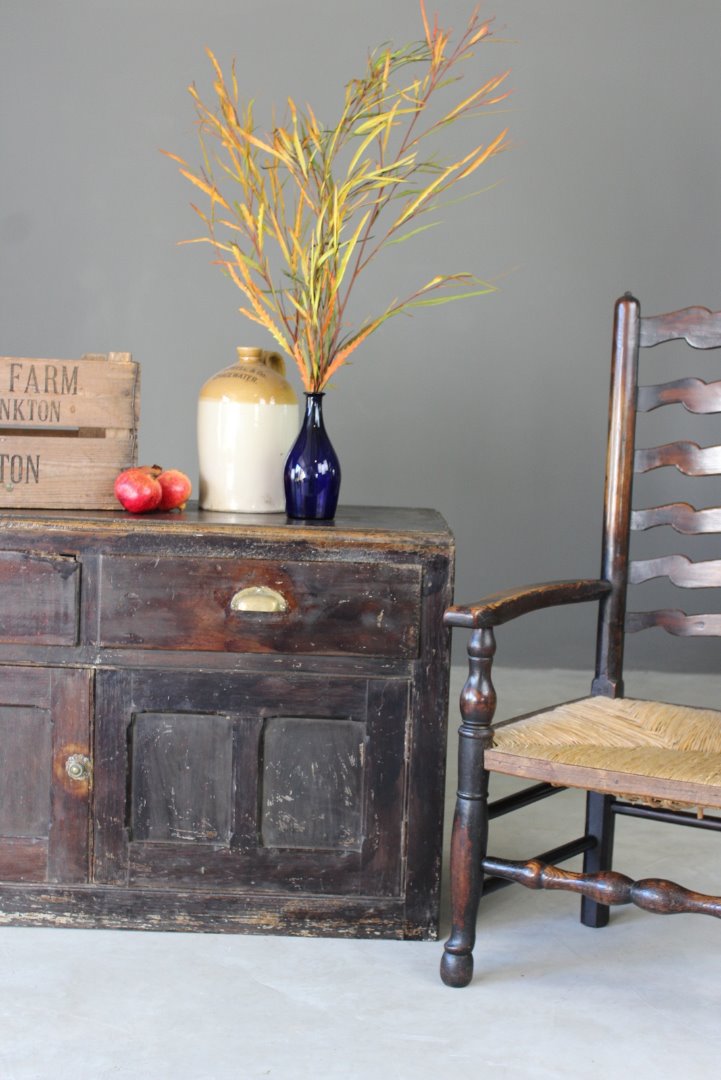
0, 503, 454, 552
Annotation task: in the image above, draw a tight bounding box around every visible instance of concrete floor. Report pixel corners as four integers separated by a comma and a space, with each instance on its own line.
1, 667, 720, 1079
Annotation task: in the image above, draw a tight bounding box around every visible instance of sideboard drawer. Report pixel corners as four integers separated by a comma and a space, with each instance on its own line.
0, 551, 79, 645
97, 555, 421, 657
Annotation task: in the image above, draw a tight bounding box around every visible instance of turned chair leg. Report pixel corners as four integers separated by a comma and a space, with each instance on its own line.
441, 628, 496, 988
581, 791, 616, 927
441, 759, 490, 987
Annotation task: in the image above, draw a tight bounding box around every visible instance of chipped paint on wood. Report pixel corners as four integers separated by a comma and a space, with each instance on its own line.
0, 506, 453, 938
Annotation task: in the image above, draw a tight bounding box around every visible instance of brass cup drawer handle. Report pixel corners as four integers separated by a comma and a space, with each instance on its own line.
66, 754, 92, 782
230, 586, 289, 614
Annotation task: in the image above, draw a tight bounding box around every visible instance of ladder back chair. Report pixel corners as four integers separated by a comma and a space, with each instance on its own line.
441, 293, 721, 988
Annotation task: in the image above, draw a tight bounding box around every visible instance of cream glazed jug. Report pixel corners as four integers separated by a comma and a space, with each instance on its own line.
197, 347, 299, 512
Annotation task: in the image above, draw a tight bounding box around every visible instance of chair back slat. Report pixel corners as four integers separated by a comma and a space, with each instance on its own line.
594, 295, 721, 693
629, 555, 721, 588
639, 306, 721, 349
637, 378, 721, 415
625, 609, 721, 636
631, 503, 721, 534
634, 441, 721, 477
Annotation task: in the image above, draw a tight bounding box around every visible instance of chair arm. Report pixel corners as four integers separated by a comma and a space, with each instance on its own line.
444, 578, 612, 630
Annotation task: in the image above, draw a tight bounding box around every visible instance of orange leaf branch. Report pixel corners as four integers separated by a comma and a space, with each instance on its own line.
168, 2, 511, 391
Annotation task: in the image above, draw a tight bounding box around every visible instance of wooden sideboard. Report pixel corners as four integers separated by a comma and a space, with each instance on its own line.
0, 505, 454, 939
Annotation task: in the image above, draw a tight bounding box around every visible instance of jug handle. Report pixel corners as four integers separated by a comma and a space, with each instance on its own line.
264, 351, 286, 376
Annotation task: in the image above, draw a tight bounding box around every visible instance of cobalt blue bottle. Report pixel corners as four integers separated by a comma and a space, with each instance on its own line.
284, 393, 341, 520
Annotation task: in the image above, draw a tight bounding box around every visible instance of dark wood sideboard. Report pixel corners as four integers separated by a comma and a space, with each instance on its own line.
0, 505, 454, 939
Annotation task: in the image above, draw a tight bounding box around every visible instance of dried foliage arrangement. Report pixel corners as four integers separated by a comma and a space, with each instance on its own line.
166, 2, 510, 392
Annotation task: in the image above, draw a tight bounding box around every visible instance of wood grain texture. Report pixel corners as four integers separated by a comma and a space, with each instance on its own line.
637, 377, 721, 414
0, 353, 139, 510
593, 292, 640, 697
440, 628, 497, 987
0, 666, 51, 707
101, 668, 408, 900
402, 551, 454, 936
130, 712, 235, 844
0, 505, 453, 939
629, 554, 721, 588
0, 666, 91, 885
0, 551, 79, 645
0, 353, 138, 429
625, 608, 721, 637
484, 743, 721, 809
444, 579, 611, 630
127, 843, 367, 895
98, 554, 421, 657
0, 883, 410, 938
631, 502, 721, 534
47, 667, 92, 883
92, 669, 131, 887
634, 441, 721, 476
0, 705, 51, 838
261, 717, 366, 851
482, 857, 721, 917
0, 432, 137, 510
0, 839, 48, 883
0, 503, 453, 551
639, 305, 721, 349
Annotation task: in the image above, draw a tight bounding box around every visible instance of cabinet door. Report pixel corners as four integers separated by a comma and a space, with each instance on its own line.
93, 668, 409, 898
0, 665, 92, 883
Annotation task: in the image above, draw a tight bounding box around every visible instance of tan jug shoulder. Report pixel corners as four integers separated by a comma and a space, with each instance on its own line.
199, 348, 297, 406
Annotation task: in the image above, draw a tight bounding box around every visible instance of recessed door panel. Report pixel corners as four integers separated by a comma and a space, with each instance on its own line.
0, 666, 91, 884
94, 669, 409, 898
130, 712, 234, 844
261, 717, 366, 851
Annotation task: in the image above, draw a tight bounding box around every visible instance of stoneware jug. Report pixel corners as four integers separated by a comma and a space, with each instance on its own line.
198, 347, 298, 512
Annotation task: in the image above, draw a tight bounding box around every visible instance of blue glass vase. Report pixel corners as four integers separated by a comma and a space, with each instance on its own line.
284, 393, 341, 520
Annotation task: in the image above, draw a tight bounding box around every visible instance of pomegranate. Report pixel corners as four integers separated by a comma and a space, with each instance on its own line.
114, 467, 163, 513
114, 465, 192, 513
157, 468, 192, 511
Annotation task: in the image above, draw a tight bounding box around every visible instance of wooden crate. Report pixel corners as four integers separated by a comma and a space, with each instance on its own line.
0, 352, 139, 509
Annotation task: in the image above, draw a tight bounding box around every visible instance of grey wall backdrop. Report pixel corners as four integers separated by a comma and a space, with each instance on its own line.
2, 0, 721, 671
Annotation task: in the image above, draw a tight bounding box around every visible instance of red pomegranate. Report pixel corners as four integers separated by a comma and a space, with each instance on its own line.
114, 467, 162, 513
114, 465, 191, 513
157, 469, 192, 511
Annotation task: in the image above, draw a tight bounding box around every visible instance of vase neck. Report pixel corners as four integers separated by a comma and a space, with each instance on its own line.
304, 392, 325, 426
